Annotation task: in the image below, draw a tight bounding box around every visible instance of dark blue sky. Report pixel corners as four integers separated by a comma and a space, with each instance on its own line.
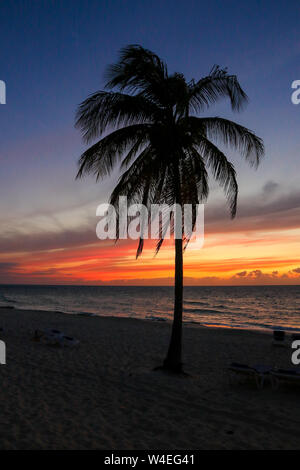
0, 0, 300, 228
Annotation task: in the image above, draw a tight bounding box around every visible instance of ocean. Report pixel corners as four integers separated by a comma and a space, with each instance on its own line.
0, 284, 300, 333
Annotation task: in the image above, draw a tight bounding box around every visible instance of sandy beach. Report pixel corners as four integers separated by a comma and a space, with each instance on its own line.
0, 307, 299, 450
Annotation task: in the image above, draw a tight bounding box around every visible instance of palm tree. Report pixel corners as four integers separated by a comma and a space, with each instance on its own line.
75, 45, 264, 373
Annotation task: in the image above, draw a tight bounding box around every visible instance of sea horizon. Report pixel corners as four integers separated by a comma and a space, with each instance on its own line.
1, 283, 300, 287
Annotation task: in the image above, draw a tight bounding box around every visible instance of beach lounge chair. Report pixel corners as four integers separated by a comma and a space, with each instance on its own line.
272, 330, 286, 347
33, 329, 79, 347
270, 368, 300, 389
61, 335, 79, 347
228, 362, 271, 389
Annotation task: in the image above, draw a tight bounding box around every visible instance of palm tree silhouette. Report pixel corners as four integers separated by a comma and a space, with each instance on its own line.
75, 45, 264, 373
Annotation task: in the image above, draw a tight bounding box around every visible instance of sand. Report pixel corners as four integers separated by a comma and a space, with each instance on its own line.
0, 307, 299, 450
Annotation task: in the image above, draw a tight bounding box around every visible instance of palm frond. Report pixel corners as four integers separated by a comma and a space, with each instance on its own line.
181, 148, 209, 204
197, 138, 238, 217
76, 124, 150, 180
189, 116, 264, 167
189, 65, 248, 113
180, 149, 208, 249
136, 180, 151, 259
75, 91, 158, 143
104, 44, 168, 94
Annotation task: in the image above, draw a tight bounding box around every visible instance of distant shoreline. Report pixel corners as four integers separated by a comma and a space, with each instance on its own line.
0, 305, 290, 336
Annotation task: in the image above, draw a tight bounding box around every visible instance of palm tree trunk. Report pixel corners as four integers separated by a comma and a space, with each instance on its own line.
162, 157, 184, 373
163, 236, 183, 372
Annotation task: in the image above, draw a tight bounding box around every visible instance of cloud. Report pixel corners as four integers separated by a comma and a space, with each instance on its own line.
232, 269, 264, 280
228, 267, 300, 284
0, 225, 97, 253
248, 269, 263, 278
0, 185, 300, 258
115, 270, 300, 286
205, 188, 300, 234
236, 270, 247, 277
1, 184, 300, 286
262, 180, 280, 196
0, 262, 18, 272
0, 261, 89, 284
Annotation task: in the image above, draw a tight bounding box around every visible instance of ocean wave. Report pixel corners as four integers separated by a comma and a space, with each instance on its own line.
0, 294, 15, 304
147, 316, 167, 322
184, 307, 226, 314
184, 300, 209, 306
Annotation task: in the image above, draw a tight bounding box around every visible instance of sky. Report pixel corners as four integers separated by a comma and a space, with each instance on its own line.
1, 0, 300, 285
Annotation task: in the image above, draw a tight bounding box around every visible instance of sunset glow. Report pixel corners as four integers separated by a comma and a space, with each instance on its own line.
2, 215, 300, 285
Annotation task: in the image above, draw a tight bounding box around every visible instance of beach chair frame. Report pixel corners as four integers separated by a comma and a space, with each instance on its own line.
228, 363, 269, 389
270, 369, 300, 390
